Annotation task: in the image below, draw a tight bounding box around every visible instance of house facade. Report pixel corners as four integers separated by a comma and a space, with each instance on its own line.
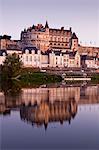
49, 50, 80, 68
81, 55, 99, 69
0, 47, 81, 68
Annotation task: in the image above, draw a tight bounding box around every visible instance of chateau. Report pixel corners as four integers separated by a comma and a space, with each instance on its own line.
20, 21, 78, 52
0, 22, 99, 69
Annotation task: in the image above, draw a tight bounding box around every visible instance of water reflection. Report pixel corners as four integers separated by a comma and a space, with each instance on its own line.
0, 84, 99, 129
1, 79, 22, 96
20, 99, 77, 130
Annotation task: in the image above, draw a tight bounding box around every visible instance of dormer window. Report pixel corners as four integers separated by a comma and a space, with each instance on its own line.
32, 50, 35, 54
3, 52, 6, 56
25, 49, 29, 54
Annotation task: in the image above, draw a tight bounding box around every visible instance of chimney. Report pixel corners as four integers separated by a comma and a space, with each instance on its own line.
70, 27, 72, 32
61, 27, 64, 30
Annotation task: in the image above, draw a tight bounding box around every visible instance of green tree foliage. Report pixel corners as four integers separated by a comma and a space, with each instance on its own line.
1, 53, 22, 80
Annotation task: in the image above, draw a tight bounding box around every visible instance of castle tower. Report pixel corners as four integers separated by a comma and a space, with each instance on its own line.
71, 32, 78, 51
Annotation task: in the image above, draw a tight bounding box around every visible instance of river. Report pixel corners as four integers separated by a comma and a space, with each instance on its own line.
0, 83, 99, 150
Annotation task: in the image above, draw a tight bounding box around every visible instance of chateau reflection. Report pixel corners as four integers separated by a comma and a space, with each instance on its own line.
0, 85, 99, 128
20, 99, 77, 129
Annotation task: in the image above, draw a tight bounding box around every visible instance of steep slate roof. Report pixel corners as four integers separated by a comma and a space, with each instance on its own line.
51, 47, 70, 49
44, 49, 77, 57
54, 50, 61, 56
49, 28, 71, 32
45, 21, 49, 28
81, 55, 97, 60
62, 51, 77, 57
41, 49, 53, 56
71, 32, 78, 39
23, 47, 39, 54
0, 50, 7, 56
31, 24, 46, 32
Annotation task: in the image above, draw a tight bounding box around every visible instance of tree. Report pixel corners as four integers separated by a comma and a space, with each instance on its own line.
1, 53, 23, 80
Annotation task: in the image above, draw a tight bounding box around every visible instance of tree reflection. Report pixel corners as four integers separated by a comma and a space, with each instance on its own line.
0, 79, 22, 115
1, 79, 22, 96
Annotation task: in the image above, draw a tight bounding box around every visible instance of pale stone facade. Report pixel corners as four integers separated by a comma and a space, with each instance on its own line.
41, 54, 49, 67
22, 47, 41, 68
85, 57, 99, 68
0, 47, 81, 68
21, 23, 49, 52
1, 45, 93, 69
1, 46, 99, 68
49, 50, 80, 68
81, 55, 99, 69
20, 21, 78, 52
78, 45, 99, 58
0, 35, 21, 50
21, 48, 81, 68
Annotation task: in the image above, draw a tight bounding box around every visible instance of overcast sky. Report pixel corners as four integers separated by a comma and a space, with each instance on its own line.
0, 0, 99, 46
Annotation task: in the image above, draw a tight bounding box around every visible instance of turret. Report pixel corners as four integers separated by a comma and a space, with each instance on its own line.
71, 32, 78, 51
45, 21, 49, 29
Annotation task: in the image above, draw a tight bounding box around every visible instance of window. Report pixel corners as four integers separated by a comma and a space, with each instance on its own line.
62, 38, 64, 42
50, 37, 52, 41
64, 59, 66, 62
26, 56, 28, 61
54, 37, 56, 41
34, 56, 36, 61
30, 56, 32, 61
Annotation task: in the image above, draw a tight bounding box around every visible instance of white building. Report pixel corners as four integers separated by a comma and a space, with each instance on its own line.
0, 48, 81, 68
22, 47, 41, 68
49, 50, 81, 68
81, 55, 99, 69
0, 50, 7, 65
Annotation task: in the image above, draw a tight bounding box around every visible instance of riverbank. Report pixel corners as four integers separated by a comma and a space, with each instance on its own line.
19, 69, 99, 86
19, 69, 62, 86
91, 74, 99, 82
0, 67, 99, 89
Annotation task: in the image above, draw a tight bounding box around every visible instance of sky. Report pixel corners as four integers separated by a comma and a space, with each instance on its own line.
0, 0, 99, 46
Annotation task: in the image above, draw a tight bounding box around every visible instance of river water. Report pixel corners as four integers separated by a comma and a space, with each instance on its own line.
0, 84, 99, 150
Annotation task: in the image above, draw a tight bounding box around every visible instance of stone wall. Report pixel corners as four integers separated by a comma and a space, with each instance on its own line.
78, 45, 99, 57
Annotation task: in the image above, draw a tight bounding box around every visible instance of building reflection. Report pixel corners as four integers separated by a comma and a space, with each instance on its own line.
0, 85, 99, 128
20, 99, 77, 129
